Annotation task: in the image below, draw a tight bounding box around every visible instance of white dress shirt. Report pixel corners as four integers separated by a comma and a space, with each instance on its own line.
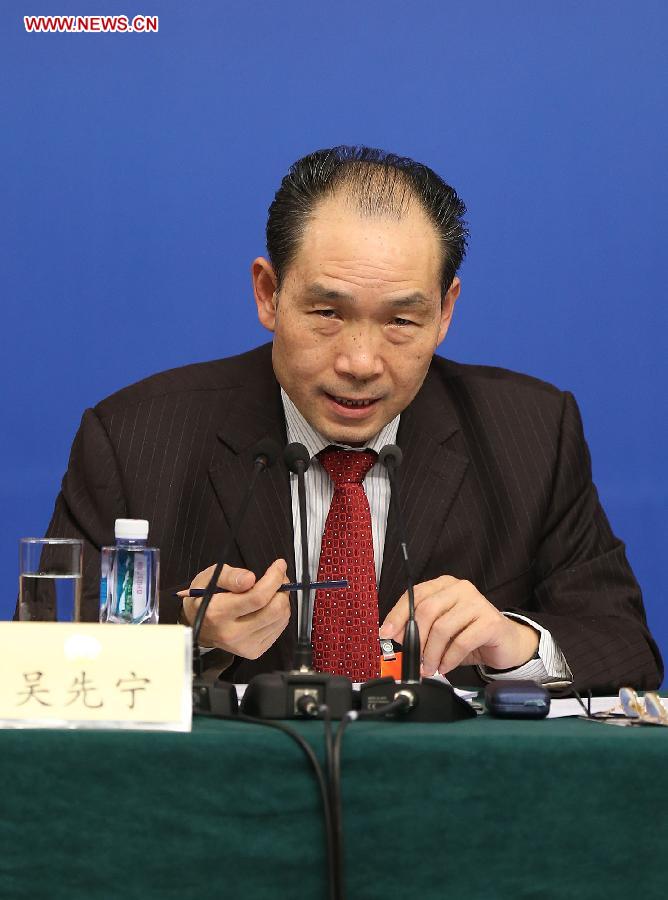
282, 389, 572, 683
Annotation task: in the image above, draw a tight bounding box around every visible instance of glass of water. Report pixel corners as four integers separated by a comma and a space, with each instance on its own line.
19, 538, 83, 622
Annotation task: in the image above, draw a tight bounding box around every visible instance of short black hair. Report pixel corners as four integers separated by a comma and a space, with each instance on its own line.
266, 145, 468, 297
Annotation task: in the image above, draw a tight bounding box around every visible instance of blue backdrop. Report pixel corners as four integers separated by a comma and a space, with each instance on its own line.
2, 1, 666, 673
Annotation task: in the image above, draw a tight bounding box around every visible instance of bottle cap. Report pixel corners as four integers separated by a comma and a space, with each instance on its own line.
114, 518, 149, 540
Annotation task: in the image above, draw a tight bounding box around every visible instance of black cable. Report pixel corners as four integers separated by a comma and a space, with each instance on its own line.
330, 714, 351, 900
192, 460, 265, 646
236, 712, 338, 900
231, 697, 407, 900
319, 704, 341, 900
329, 697, 411, 899
320, 705, 335, 789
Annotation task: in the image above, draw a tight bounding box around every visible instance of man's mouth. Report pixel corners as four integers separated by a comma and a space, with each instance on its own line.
324, 392, 382, 416
331, 396, 377, 408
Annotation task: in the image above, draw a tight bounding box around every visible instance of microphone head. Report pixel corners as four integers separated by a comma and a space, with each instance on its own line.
378, 444, 403, 469
252, 438, 281, 469
283, 442, 311, 473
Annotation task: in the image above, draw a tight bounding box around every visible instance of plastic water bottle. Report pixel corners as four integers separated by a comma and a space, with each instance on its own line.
100, 519, 160, 624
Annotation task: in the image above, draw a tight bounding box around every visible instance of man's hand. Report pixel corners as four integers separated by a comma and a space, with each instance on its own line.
179, 559, 291, 660
379, 575, 539, 676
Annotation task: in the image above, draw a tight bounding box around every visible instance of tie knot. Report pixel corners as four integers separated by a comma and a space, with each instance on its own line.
318, 448, 377, 486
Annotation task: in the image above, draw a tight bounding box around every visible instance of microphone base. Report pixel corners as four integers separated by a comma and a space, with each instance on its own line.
240, 670, 353, 719
192, 678, 239, 718
359, 676, 476, 722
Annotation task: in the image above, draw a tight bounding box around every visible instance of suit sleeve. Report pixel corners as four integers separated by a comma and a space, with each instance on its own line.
505, 391, 663, 692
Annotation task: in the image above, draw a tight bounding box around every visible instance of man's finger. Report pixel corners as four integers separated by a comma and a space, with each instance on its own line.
437, 620, 490, 675
201, 590, 291, 657
237, 602, 292, 657
379, 595, 409, 640
226, 559, 288, 617
414, 592, 460, 640
187, 563, 257, 593
238, 590, 291, 629
421, 604, 478, 675
213, 564, 257, 593
379, 575, 459, 639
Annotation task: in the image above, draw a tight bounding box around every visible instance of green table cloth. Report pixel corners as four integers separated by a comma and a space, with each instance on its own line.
0, 715, 665, 899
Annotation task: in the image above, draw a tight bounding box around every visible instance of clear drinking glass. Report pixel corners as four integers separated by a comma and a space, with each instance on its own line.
19, 538, 83, 621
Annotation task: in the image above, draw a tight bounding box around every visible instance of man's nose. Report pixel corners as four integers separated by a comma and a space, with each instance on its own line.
333, 328, 384, 381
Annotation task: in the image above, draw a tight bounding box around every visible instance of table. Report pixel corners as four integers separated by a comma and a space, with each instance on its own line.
0, 715, 665, 899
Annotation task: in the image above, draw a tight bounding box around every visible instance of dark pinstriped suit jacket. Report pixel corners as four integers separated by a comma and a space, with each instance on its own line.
44, 342, 662, 692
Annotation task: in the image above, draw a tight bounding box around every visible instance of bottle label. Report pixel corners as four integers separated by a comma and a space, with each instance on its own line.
105, 546, 157, 624
118, 552, 133, 618
99, 550, 110, 621
131, 552, 148, 618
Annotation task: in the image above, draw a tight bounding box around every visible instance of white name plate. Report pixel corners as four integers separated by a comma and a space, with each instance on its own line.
0, 623, 192, 731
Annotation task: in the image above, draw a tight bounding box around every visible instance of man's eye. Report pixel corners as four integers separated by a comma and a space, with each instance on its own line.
392, 317, 415, 327
315, 309, 338, 318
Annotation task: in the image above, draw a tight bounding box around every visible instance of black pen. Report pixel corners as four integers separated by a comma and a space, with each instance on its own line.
173, 578, 348, 598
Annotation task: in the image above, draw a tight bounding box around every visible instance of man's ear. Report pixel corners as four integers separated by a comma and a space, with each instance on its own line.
436, 276, 461, 346
252, 257, 279, 332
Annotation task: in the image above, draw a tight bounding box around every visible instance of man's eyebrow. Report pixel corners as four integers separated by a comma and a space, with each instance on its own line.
306, 284, 356, 302
305, 283, 433, 309
384, 294, 432, 310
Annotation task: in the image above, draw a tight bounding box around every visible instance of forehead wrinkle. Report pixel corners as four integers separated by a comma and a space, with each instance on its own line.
311, 257, 430, 287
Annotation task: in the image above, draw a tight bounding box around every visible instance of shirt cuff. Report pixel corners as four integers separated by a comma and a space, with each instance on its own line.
479, 612, 573, 683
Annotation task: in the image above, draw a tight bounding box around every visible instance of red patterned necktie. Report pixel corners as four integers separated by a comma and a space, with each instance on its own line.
311, 447, 380, 682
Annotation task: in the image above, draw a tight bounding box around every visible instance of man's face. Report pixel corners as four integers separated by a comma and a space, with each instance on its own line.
253, 194, 460, 445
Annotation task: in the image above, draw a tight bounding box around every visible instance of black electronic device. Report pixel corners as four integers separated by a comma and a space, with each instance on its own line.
191, 438, 280, 718
358, 675, 476, 722
358, 445, 476, 723
240, 670, 352, 719
240, 442, 354, 720
193, 676, 239, 717
484, 679, 550, 719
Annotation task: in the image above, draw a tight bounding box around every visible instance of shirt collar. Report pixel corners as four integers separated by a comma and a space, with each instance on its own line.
280, 388, 400, 458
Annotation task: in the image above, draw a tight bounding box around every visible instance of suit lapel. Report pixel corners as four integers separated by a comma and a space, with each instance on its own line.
208, 363, 296, 586
378, 368, 469, 620
209, 401, 298, 669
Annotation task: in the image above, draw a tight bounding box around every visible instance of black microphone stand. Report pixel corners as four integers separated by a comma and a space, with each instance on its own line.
358, 445, 475, 723
294, 446, 315, 670
241, 443, 353, 719
191, 439, 280, 718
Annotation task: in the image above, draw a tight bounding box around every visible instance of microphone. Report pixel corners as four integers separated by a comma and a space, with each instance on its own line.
192, 437, 280, 647
191, 437, 280, 717
377, 445, 419, 683
283, 442, 314, 670
240, 442, 353, 719
283, 441, 311, 472
358, 444, 475, 723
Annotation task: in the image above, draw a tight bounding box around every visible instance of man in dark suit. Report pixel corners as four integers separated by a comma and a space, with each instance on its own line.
43, 146, 662, 691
